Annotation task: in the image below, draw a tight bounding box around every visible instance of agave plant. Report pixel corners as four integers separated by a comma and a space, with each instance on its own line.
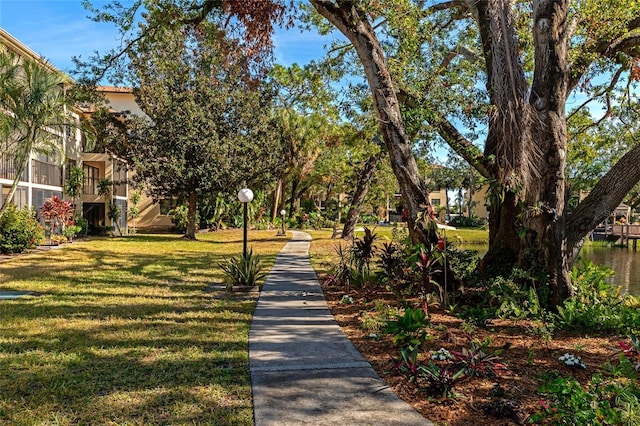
219, 249, 267, 290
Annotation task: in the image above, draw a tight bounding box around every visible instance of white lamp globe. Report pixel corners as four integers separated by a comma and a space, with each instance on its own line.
238, 188, 254, 203
280, 209, 286, 216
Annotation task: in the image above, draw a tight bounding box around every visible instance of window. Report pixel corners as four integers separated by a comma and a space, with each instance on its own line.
2, 186, 28, 210
0, 154, 28, 181
32, 189, 63, 213
114, 199, 127, 231
113, 161, 127, 197
32, 158, 63, 186
431, 198, 441, 206
83, 165, 100, 195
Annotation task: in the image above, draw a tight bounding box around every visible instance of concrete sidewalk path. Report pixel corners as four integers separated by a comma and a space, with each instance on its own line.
250, 231, 432, 425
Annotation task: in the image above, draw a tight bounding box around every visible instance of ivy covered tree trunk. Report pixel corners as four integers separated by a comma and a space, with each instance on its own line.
473, 0, 573, 305
476, 0, 640, 307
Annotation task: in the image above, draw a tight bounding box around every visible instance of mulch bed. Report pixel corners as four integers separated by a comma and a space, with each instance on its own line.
321, 282, 621, 425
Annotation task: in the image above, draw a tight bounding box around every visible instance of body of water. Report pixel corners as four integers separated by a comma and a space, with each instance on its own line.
460, 244, 640, 296
579, 245, 640, 296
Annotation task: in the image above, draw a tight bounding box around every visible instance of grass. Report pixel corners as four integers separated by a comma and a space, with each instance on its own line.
0, 230, 287, 426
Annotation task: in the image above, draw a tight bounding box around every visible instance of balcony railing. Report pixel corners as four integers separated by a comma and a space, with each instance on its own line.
32, 160, 62, 187
0, 154, 27, 182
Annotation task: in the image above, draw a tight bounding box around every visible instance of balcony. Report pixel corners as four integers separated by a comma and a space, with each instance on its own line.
0, 154, 27, 182
32, 159, 62, 187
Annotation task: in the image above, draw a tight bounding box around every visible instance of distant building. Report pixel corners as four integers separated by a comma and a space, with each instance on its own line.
93, 86, 174, 232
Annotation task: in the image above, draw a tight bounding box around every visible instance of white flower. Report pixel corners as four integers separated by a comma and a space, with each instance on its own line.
431, 348, 453, 361
558, 353, 586, 369
339, 295, 354, 304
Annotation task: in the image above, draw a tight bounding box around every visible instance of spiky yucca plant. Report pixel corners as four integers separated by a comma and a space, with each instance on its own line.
219, 249, 267, 290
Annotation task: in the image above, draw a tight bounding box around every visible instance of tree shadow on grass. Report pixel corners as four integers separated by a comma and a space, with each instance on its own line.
0, 289, 255, 424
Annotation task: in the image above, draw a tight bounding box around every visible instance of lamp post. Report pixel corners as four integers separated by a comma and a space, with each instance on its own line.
277, 209, 286, 236
237, 188, 254, 259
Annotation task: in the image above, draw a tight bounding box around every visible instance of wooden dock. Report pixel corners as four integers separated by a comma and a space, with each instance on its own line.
599, 224, 640, 250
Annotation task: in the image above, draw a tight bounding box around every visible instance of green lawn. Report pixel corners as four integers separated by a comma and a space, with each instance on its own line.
352, 224, 488, 245
0, 230, 287, 426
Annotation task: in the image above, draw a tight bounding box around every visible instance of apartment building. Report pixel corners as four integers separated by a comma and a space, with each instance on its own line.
0, 29, 82, 216
94, 86, 174, 232
0, 29, 134, 234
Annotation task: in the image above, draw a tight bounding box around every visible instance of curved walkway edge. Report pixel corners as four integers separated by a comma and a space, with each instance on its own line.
250, 230, 432, 425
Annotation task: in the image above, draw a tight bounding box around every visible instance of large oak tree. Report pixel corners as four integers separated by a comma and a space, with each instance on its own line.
309, 0, 640, 307
122, 23, 284, 239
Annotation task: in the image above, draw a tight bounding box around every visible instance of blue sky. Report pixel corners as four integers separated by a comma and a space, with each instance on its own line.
0, 0, 334, 76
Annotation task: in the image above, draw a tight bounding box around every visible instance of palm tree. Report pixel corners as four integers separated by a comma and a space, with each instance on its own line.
0, 51, 70, 218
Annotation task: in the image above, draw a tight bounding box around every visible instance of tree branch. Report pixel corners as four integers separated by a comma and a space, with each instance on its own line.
568, 21, 640, 92
567, 140, 640, 262
431, 114, 494, 178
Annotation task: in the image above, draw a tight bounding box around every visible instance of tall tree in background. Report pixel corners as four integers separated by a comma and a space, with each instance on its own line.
309, 1, 439, 249
309, 0, 640, 307
0, 51, 71, 218
127, 23, 284, 239
268, 63, 340, 220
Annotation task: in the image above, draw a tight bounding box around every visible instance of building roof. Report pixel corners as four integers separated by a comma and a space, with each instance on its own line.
0, 28, 68, 77
96, 86, 134, 94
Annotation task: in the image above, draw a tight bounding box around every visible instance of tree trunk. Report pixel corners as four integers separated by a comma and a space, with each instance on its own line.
289, 178, 300, 218
342, 152, 381, 239
310, 0, 434, 247
480, 0, 577, 307
270, 178, 282, 222
185, 191, 197, 240
467, 170, 475, 217
482, 189, 521, 276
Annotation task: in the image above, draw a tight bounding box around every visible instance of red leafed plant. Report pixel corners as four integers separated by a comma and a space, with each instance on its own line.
617, 335, 640, 372
451, 338, 511, 379
39, 195, 74, 235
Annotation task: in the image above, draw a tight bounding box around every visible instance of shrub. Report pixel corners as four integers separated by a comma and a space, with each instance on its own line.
450, 337, 510, 378
360, 213, 380, 225
307, 211, 325, 230
531, 372, 640, 425
360, 302, 403, 332
73, 215, 89, 236
170, 205, 199, 233
448, 215, 487, 228
444, 246, 480, 284
324, 228, 380, 290
376, 240, 411, 295
554, 261, 640, 334
39, 195, 74, 235
418, 362, 466, 399
383, 306, 430, 347
0, 205, 43, 254
219, 249, 267, 289
63, 225, 82, 240
352, 227, 378, 284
